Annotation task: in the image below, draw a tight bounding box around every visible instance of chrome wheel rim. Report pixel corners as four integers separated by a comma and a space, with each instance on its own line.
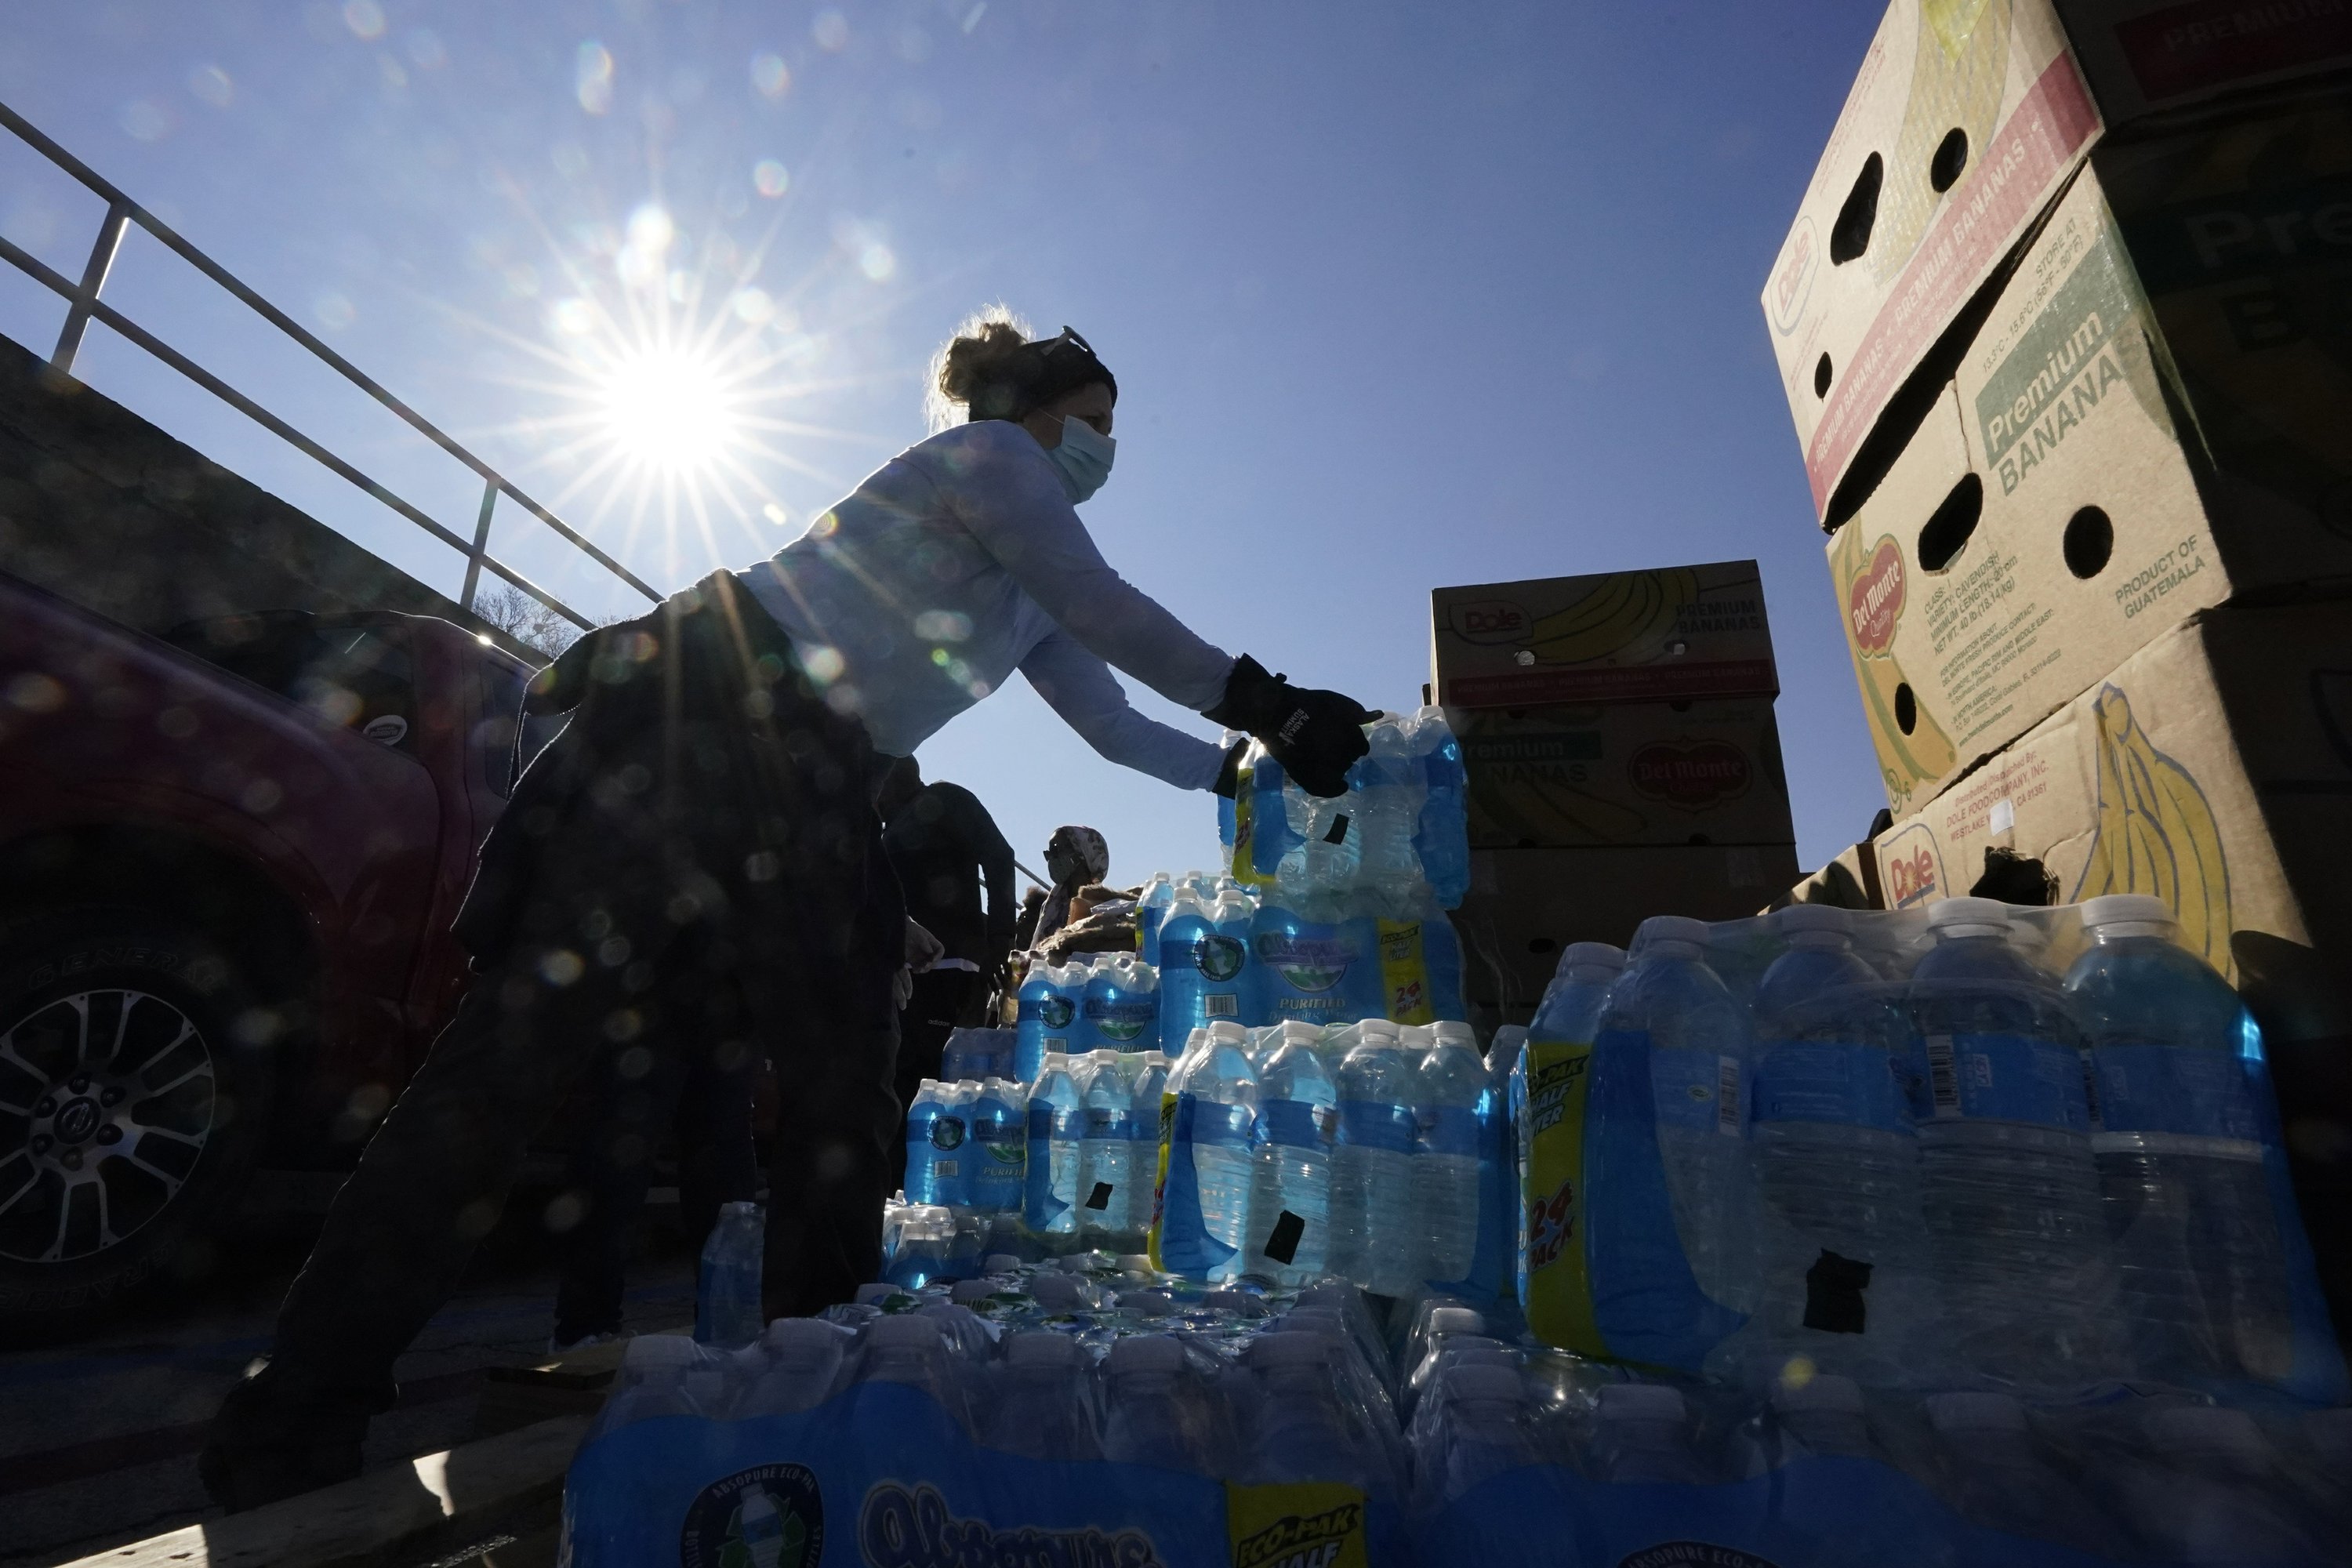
0, 989, 217, 1262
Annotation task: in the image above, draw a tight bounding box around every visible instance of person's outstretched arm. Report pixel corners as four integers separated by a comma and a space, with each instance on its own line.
1018, 630, 1227, 790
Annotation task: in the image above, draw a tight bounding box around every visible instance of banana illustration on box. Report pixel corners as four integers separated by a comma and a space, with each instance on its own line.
2074, 682, 2234, 974
1523, 566, 1699, 667
1832, 527, 1958, 810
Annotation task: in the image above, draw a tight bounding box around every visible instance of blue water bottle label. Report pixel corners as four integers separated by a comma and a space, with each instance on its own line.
2093, 1041, 2264, 1142
1922, 1033, 2089, 1130
1753, 1042, 1911, 1134
1338, 1099, 1416, 1153
1650, 1044, 1744, 1136
1416, 1104, 1478, 1157
1258, 1098, 1331, 1150
1085, 998, 1158, 1045
1083, 1107, 1135, 1142
1187, 1101, 1256, 1148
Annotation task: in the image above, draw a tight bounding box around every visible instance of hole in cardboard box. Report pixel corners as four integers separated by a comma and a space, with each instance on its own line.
1527, 936, 1558, 957
1686, 833, 1713, 846
2063, 506, 2114, 579
1815, 353, 1834, 398
1917, 473, 1984, 572
1929, 128, 1969, 194
1895, 682, 1918, 735
1830, 153, 1882, 265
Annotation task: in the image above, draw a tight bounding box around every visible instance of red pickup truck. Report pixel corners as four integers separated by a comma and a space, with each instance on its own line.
0, 570, 555, 1320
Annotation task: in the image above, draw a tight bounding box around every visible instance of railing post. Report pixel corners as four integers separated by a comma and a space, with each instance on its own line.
52, 201, 130, 374
460, 479, 498, 610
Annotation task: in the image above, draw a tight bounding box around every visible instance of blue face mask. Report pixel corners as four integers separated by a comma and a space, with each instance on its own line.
1044, 413, 1115, 503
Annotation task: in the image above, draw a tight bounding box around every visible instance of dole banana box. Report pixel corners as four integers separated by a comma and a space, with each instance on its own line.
1776, 840, 1890, 911
1429, 561, 1777, 710
1447, 697, 1796, 851
1453, 844, 1800, 1012
1830, 154, 2352, 820
1763, 0, 2352, 520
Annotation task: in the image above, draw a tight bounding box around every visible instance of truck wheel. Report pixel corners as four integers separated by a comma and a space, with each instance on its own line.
0, 909, 272, 1322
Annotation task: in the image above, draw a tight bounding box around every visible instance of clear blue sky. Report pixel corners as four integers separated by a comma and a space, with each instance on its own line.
0, 0, 1889, 890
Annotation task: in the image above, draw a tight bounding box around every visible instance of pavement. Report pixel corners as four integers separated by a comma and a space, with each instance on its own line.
0, 1195, 698, 1568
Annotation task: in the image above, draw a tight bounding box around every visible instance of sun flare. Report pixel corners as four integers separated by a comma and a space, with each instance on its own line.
595, 344, 741, 474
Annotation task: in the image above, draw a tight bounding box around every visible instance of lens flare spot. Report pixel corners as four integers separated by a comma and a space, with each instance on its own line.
753, 158, 789, 198
343, 0, 387, 40
750, 53, 789, 97
859, 243, 896, 281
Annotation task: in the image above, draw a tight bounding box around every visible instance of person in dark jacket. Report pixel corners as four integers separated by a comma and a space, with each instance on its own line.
202, 311, 1374, 1511
876, 756, 1015, 1186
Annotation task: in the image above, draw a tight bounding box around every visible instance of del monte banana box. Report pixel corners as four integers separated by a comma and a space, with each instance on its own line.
1430, 561, 1777, 710
1766, 0, 2352, 520
1831, 155, 2352, 819
1446, 697, 1796, 851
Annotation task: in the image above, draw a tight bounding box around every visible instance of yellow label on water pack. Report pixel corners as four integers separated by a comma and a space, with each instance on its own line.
1231, 766, 1274, 889
1225, 1481, 1367, 1568
1374, 919, 1436, 1025
1523, 1040, 1604, 1357
1145, 1091, 1177, 1271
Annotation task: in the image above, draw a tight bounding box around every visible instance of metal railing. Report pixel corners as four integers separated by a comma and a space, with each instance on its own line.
0, 99, 660, 631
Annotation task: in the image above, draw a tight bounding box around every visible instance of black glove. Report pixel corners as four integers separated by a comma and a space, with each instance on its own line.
1203, 655, 1377, 798
1211, 739, 1247, 799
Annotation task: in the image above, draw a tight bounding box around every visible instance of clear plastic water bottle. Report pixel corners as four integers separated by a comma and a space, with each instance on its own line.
1353, 715, 1426, 900
1083, 956, 1161, 1054
904, 1078, 950, 1203
885, 1204, 955, 1289
1923, 1392, 2115, 1554
1909, 897, 2117, 1387
1401, 1305, 1492, 1417
1014, 961, 1083, 1084
1418, 1363, 1541, 1505
1486, 1024, 1526, 1303
2091, 1406, 2324, 1565
1532, 942, 1626, 1045
586, 1334, 706, 1440
1742, 1373, 1876, 1470
1588, 1383, 1712, 1485
1247, 1022, 1337, 1287
1185, 1020, 1259, 1280
1331, 1027, 1422, 1296
1595, 917, 1756, 1316
695, 1200, 765, 1345
1024, 1053, 1083, 1238
1240, 1332, 1386, 1490
1137, 871, 1177, 969
1160, 891, 1251, 1036
966, 1077, 1025, 1214
1102, 1334, 1231, 1475
983, 1330, 1103, 1461
1734, 904, 1937, 1388
2063, 894, 2293, 1386
1408, 706, 1469, 909
848, 1313, 975, 1432
1126, 1048, 1171, 1207
1416, 1025, 1486, 1287
739, 1318, 850, 1415
1076, 1050, 1137, 1242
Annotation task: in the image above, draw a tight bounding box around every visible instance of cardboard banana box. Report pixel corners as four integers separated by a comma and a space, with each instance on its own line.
1868, 600, 2352, 1032
1446, 698, 1796, 851
1429, 561, 1777, 710
1764, 0, 2352, 520
1453, 844, 1801, 1011
1772, 840, 1889, 912
1830, 136, 2352, 820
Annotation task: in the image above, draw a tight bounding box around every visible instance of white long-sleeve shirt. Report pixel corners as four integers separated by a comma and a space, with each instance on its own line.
736, 420, 1235, 789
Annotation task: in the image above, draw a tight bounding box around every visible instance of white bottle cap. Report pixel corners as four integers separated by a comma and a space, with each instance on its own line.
1004, 1330, 1084, 1367
1599, 1382, 1686, 1421
1446, 1364, 1527, 1403
1562, 942, 1627, 971
1773, 1373, 1864, 1414
1635, 915, 1712, 950
1087, 1047, 1120, 1065
2079, 894, 2175, 939
1926, 1392, 2027, 1434
866, 1314, 944, 1349
983, 1253, 1023, 1273
623, 1334, 699, 1368
1926, 897, 2016, 938
1359, 1018, 1402, 1041
1432, 1021, 1478, 1050
854, 1283, 901, 1305
1106, 1334, 1185, 1374
1426, 1306, 1487, 1338
1399, 1025, 1436, 1051
1207, 1021, 1250, 1046
948, 1279, 997, 1305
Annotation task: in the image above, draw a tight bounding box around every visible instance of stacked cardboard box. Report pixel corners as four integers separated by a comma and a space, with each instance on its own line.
1763, 0, 2352, 1323
1431, 561, 1799, 1015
